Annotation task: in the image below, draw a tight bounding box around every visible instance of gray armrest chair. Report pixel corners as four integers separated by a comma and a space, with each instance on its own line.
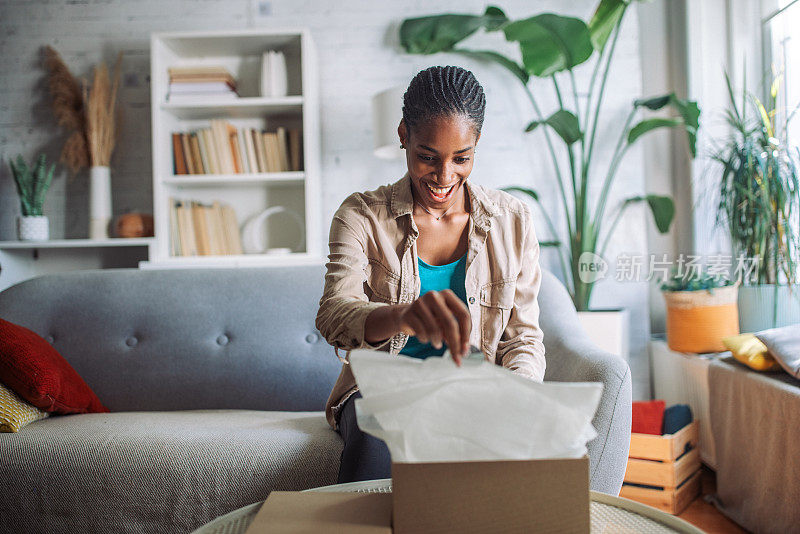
537, 268, 632, 495
0, 264, 629, 533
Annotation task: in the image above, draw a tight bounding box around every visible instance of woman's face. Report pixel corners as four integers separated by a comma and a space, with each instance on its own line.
398, 114, 480, 212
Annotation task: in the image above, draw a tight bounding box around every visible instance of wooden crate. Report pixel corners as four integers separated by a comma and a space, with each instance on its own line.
619, 420, 701, 515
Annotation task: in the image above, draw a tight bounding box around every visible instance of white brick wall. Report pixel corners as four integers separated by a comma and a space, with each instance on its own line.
0, 0, 653, 398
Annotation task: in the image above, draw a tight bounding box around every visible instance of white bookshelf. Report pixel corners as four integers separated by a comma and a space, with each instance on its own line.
142, 28, 322, 269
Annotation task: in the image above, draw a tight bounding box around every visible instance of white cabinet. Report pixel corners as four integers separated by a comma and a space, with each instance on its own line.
142, 28, 322, 269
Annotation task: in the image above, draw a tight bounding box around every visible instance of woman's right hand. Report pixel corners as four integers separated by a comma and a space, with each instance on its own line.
394, 290, 472, 365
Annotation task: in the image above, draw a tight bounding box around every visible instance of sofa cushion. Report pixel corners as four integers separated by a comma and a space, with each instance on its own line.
0, 409, 343, 534
0, 382, 49, 432
755, 323, 800, 379
722, 332, 782, 372
0, 318, 108, 414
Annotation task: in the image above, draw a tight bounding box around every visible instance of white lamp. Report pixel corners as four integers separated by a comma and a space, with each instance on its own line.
372, 85, 406, 159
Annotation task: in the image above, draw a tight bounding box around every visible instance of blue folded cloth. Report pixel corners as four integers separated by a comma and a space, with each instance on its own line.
662, 404, 693, 434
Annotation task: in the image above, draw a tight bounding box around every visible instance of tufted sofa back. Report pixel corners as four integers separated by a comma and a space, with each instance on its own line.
0, 266, 342, 412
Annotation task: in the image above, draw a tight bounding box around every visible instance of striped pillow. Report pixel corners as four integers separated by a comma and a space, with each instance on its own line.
0, 381, 49, 432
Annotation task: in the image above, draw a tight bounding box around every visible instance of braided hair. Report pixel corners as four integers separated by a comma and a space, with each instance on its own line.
402, 65, 486, 140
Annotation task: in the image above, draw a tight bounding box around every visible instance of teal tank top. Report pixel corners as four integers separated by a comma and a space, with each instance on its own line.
399, 252, 468, 359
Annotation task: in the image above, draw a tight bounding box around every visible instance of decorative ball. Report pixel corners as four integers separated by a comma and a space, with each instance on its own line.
114, 212, 154, 238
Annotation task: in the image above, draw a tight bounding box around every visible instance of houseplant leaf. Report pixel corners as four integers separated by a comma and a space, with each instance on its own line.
502, 14, 594, 77
588, 0, 626, 50
627, 117, 683, 145
400, 6, 509, 54
525, 109, 582, 145
623, 194, 675, 233
634, 93, 700, 156
452, 48, 529, 84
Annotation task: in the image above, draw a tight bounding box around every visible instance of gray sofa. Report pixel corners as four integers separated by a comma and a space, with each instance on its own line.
0, 264, 631, 533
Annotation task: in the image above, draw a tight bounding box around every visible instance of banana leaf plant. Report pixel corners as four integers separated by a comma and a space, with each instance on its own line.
399, 1, 700, 310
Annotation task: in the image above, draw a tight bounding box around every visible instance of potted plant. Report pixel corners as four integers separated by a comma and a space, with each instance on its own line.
399, 3, 698, 312
711, 73, 800, 332
42, 45, 123, 239
398, 2, 699, 357
659, 267, 739, 353
9, 154, 57, 241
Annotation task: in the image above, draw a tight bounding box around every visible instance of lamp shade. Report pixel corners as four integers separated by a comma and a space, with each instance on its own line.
372, 85, 406, 159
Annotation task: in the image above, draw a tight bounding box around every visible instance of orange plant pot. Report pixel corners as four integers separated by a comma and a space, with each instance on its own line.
663, 285, 740, 353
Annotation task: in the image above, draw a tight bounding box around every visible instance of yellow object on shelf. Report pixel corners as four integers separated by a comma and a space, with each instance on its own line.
721, 333, 783, 371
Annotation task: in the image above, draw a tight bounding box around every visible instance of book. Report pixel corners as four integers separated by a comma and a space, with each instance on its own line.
236, 128, 251, 174
169, 81, 236, 93
288, 128, 301, 171
192, 201, 210, 255
172, 133, 187, 175
221, 204, 243, 255
180, 133, 195, 174
253, 129, 268, 173
276, 126, 289, 172
227, 123, 242, 173
189, 133, 204, 174
244, 128, 259, 174
168, 197, 180, 256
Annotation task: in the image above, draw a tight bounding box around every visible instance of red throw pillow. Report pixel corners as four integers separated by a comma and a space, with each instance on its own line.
0, 318, 108, 414
631, 400, 666, 435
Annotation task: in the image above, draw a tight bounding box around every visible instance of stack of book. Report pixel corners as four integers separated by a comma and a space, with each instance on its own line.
172, 119, 302, 175
167, 66, 238, 103
169, 198, 243, 256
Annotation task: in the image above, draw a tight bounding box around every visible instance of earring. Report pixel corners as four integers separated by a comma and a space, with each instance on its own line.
400, 143, 405, 149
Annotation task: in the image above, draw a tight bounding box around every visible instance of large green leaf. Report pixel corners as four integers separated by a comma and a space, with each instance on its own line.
526, 109, 582, 145
452, 48, 529, 84
500, 186, 539, 201
399, 6, 509, 55
634, 93, 701, 156
623, 194, 675, 233
627, 117, 682, 145
588, 0, 626, 50
503, 14, 593, 77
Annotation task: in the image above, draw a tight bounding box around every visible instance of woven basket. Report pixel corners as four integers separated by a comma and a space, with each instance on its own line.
662, 284, 740, 353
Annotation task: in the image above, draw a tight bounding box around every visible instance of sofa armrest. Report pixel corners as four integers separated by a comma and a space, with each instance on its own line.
537, 269, 632, 495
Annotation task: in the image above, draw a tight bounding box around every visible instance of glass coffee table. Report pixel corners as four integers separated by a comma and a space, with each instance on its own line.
192, 479, 705, 533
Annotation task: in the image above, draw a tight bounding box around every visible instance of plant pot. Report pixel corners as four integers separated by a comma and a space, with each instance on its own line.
738, 284, 800, 333
16, 215, 49, 241
662, 285, 739, 353
89, 165, 112, 240
576, 308, 629, 361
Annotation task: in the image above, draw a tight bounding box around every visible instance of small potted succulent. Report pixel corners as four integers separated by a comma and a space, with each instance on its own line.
660, 267, 739, 353
9, 153, 56, 241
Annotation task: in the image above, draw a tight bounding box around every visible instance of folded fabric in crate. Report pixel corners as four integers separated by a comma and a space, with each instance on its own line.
662, 403, 693, 435
631, 399, 665, 435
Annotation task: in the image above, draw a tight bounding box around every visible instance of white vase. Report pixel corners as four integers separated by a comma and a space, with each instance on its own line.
17, 215, 49, 241
576, 308, 629, 361
89, 165, 112, 240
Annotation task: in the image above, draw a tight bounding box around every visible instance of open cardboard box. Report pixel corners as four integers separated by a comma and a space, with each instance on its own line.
247, 455, 590, 533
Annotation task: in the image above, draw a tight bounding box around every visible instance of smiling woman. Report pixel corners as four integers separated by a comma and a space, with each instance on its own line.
315, 65, 547, 484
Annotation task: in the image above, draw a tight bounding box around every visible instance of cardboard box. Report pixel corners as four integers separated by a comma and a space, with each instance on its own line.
392, 456, 590, 533
246, 491, 392, 533
247, 456, 590, 533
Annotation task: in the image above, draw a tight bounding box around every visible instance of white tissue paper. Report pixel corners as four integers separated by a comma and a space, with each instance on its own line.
348, 349, 604, 463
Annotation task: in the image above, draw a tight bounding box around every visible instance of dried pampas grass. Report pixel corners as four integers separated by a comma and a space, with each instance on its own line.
43, 45, 89, 176
42, 45, 123, 176
84, 51, 123, 167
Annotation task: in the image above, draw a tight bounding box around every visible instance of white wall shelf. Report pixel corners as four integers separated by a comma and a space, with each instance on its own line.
0, 238, 154, 249
163, 172, 304, 187
147, 27, 322, 268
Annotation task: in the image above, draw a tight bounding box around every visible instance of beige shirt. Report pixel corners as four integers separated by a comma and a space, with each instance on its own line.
316, 171, 546, 429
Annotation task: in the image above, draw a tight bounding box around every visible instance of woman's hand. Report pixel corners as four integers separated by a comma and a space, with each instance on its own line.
394, 290, 472, 365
